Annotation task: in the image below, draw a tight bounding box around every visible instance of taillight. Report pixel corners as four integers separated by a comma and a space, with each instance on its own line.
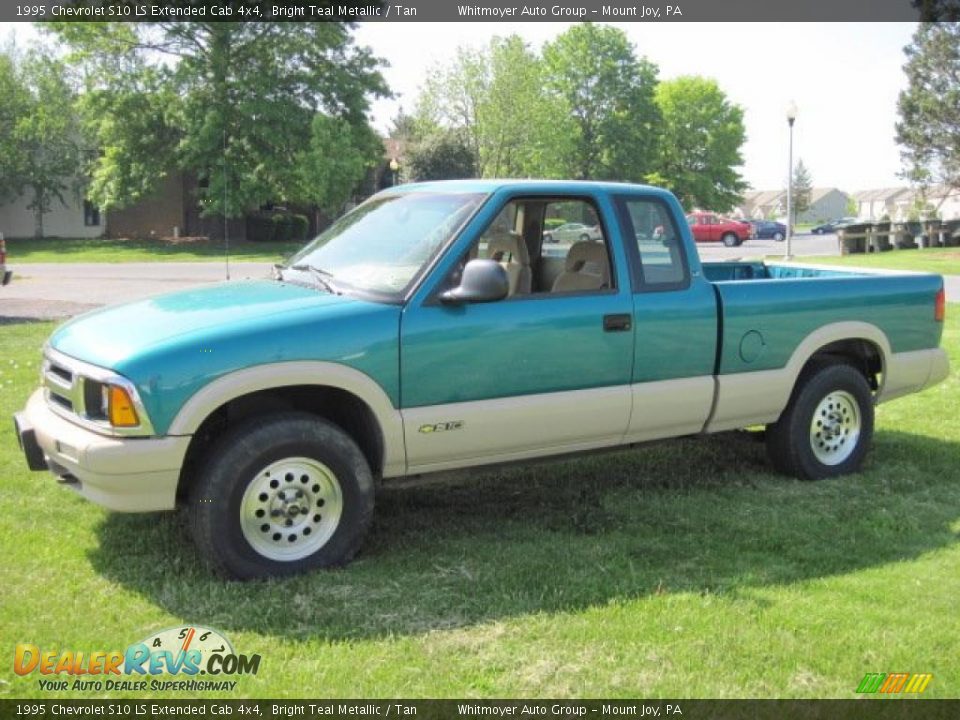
935, 287, 945, 322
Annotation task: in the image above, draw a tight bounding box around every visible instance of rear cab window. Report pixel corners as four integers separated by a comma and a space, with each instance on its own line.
616, 196, 690, 292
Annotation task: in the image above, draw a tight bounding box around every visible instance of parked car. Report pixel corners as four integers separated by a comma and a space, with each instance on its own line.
15, 180, 949, 579
542, 222, 600, 244
1, 236, 11, 286
811, 217, 858, 234
686, 212, 752, 246
749, 220, 787, 241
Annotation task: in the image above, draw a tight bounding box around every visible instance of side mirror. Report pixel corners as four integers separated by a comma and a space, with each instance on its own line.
440, 259, 509, 304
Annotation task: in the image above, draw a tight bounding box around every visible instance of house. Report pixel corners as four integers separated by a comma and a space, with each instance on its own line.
851, 188, 914, 221
834, 186, 960, 222
739, 187, 850, 223
0, 189, 104, 239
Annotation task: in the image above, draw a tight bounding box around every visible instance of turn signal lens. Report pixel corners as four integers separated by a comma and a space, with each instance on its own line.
935, 288, 945, 322
108, 386, 140, 427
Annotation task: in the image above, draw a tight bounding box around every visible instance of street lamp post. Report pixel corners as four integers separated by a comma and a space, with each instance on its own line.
785, 101, 798, 260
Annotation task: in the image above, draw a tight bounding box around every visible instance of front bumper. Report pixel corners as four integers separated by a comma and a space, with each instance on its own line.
15, 389, 190, 512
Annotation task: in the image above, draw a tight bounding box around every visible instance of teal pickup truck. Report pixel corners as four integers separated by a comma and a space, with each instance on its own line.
14, 181, 949, 579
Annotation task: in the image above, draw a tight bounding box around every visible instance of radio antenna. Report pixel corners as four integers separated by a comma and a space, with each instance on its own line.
223, 128, 231, 281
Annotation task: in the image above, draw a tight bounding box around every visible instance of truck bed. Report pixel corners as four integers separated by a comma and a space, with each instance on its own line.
700, 261, 945, 376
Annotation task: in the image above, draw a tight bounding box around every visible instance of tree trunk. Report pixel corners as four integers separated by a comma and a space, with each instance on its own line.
33, 188, 44, 239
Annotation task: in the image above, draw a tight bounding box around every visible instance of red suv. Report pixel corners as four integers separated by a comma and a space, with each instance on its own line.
685, 212, 752, 247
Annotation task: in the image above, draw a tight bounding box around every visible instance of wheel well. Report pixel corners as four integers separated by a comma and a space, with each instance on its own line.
802, 339, 883, 392
177, 385, 385, 501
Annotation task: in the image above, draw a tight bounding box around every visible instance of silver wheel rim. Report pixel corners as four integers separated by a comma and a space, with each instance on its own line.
240, 457, 343, 561
810, 390, 861, 465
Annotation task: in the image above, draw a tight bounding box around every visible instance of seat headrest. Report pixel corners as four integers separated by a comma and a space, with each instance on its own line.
564, 241, 609, 282
486, 230, 530, 267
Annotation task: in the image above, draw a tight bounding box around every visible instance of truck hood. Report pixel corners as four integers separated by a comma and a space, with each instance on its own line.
47, 280, 402, 434
49, 280, 360, 369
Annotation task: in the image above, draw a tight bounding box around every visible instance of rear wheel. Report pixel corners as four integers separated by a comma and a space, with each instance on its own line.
773, 231, 785, 242
543, 233, 554, 244
579, 233, 590, 242
188, 412, 374, 579
765, 362, 874, 480
722, 232, 740, 247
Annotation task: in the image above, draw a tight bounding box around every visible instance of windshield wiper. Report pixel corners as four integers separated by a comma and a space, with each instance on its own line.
286, 264, 340, 294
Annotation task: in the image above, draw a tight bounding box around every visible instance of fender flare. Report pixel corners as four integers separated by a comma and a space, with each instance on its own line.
706, 321, 891, 433
167, 361, 406, 478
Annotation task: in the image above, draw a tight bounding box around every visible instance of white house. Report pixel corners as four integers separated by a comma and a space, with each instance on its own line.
0, 190, 103, 239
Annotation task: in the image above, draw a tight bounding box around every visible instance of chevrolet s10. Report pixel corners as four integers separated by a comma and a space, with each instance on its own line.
14, 181, 949, 578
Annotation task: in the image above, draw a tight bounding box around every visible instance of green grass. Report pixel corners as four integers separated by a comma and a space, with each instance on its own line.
1, 312, 959, 699
780, 247, 960, 275
6, 236, 303, 264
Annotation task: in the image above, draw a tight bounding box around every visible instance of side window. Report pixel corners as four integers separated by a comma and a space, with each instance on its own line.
618, 197, 689, 291
539, 199, 612, 293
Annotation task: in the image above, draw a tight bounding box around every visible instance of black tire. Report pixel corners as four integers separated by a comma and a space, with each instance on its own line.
544, 233, 553, 244
773, 231, 785, 242
188, 411, 374, 579
765, 362, 874, 480
579, 233, 590, 242
722, 232, 739, 247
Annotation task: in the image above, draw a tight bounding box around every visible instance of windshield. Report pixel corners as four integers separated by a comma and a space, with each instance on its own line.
285, 191, 487, 298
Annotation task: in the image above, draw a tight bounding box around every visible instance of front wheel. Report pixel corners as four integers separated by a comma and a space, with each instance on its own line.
765, 362, 874, 480
543, 233, 554, 244
722, 232, 740, 247
773, 231, 784, 242
188, 412, 374, 579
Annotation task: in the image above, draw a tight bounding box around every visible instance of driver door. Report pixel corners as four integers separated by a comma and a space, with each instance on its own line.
399, 194, 635, 474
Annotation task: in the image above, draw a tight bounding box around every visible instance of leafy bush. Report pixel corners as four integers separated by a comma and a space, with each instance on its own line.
544, 218, 567, 229
272, 213, 293, 243
290, 214, 309, 242
246, 213, 276, 242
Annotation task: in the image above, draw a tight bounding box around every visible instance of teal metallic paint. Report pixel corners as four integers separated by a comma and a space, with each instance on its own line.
39, 180, 947, 441
631, 277, 718, 382
400, 292, 634, 407
49, 281, 401, 434
401, 185, 636, 408
712, 268, 944, 375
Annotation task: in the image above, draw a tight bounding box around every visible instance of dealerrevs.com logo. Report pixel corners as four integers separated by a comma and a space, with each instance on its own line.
14, 626, 261, 693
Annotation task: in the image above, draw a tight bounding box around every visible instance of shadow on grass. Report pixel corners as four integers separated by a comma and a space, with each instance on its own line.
90, 429, 960, 640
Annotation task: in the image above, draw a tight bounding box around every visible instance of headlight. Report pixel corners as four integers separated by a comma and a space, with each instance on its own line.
97, 383, 141, 427
42, 346, 155, 436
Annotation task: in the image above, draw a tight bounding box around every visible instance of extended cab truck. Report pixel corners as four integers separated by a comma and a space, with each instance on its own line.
14, 181, 949, 579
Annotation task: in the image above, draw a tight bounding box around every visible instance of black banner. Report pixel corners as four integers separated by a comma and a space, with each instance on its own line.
1, 0, 953, 23
2, 700, 959, 720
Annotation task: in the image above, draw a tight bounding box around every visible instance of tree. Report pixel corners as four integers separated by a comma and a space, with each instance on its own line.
295, 114, 382, 216
790, 158, 813, 220
48, 22, 387, 218
405, 130, 477, 182
541, 24, 660, 182
845, 195, 859, 218
0, 51, 89, 237
895, 22, 960, 211
415, 35, 553, 178
649, 76, 746, 212
0, 52, 30, 203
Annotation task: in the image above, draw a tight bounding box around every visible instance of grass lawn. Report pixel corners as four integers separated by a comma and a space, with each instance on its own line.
6, 236, 303, 264
1, 312, 958, 699
779, 247, 960, 276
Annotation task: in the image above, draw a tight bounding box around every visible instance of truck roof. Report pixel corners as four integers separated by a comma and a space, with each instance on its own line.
384, 178, 677, 198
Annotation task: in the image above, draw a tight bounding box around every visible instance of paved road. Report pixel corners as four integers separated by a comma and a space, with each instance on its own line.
1, 234, 957, 321
1, 262, 273, 320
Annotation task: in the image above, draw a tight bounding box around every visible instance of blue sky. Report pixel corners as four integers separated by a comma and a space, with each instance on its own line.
3, 21, 918, 194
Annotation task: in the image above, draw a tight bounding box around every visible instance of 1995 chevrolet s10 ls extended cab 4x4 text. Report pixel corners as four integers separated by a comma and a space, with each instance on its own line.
14, 181, 949, 579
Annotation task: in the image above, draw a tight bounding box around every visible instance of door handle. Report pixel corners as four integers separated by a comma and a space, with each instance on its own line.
603, 313, 632, 332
